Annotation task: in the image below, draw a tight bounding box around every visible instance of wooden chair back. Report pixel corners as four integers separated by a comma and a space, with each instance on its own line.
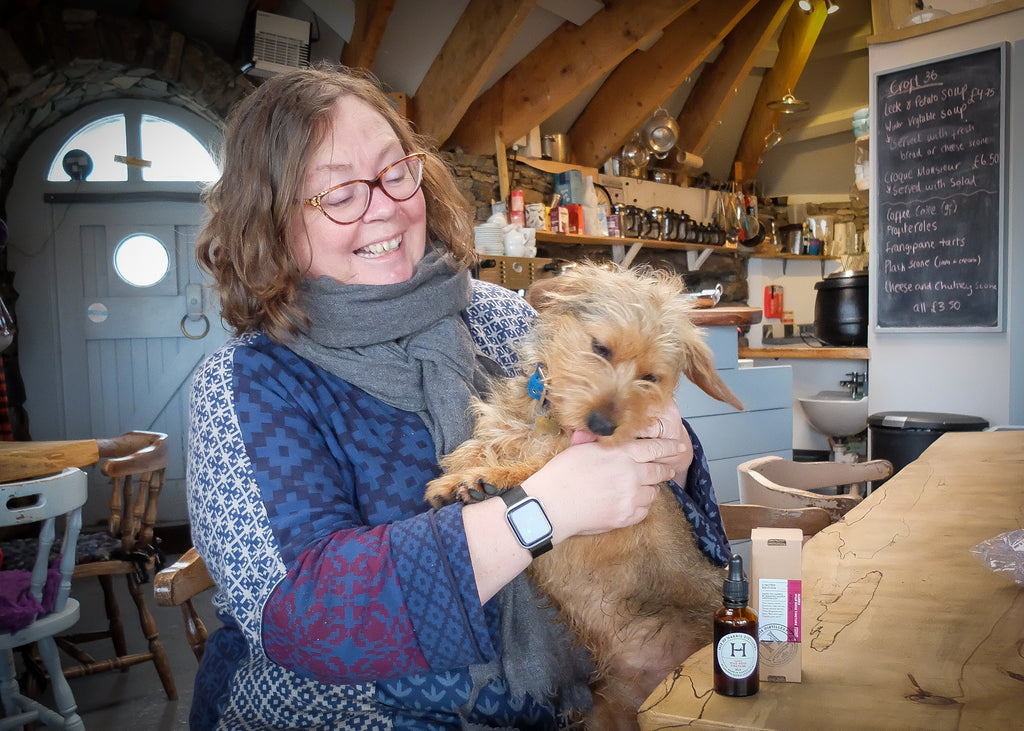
0, 468, 88, 730
58, 430, 178, 701
737, 456, 893, 522
96, 430, 168, 553
154, 547, 215, 662
719, 503, 832, 542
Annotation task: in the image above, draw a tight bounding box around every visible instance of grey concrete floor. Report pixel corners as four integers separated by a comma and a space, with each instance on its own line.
10, 552, 220, 730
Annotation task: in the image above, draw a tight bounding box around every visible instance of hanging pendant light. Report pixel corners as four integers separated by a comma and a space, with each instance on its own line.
899, 1, 951, 28
767, 91, 809, 114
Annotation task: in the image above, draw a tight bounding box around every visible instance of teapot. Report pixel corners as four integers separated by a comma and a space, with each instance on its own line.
647, 207, 666, 240
660, 209, 681, 241
619, 205, 646, 238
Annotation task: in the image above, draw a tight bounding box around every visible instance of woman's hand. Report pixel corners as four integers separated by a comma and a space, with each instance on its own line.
522, 432, 683, 543
642, 400, 693, 486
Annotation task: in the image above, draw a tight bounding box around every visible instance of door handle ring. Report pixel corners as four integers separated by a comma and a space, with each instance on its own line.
181, 313, 210, 340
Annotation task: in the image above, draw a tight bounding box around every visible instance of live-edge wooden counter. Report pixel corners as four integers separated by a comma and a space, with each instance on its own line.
638, 430, 1024, 731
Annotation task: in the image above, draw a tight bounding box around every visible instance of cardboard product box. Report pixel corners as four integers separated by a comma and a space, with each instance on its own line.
550, 206, 570, 234
510, 190, 525, 227
554, 170, 583, 205
750, 527, 802, 683
565, 204, 583, 234
607, 214, 622, 238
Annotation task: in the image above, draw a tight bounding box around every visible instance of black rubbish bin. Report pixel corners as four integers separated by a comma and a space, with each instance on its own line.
867, 411, 989, 488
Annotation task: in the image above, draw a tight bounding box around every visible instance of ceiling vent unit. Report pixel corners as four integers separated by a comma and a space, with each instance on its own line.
250, 11, 311, 78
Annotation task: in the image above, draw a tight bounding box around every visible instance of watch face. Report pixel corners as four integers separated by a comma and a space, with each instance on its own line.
508, 498, 553, 546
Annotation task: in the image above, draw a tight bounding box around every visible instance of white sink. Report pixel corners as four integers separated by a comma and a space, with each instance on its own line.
798, 391, 869, 437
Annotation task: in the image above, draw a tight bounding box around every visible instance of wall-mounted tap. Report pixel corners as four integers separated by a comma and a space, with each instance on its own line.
839, 372, 866, 399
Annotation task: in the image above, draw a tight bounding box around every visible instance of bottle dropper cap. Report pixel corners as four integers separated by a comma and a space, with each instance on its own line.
723, 554, 749, 606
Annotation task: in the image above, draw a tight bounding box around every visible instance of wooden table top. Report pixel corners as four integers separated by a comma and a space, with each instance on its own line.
639, 430, 1024, 730
0, 439, 100, 483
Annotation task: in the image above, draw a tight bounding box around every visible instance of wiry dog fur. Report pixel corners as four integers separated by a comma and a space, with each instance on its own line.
425, 263, 743, 729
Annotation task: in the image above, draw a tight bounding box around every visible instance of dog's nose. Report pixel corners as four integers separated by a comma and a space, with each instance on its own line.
587, 411, 617, 437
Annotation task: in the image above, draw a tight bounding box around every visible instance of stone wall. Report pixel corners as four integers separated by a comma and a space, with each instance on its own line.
0, 6, 252, 214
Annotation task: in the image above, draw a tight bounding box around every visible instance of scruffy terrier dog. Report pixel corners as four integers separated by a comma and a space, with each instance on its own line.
425, 262, 743, 729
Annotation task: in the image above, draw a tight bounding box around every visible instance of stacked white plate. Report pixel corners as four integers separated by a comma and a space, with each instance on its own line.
474, 224, 504, 255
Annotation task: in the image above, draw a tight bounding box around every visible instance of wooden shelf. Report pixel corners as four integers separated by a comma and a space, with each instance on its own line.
534, 230, 738, 271
692, 307, 762, 328
514, 157, 600, 180
535, 230, 732, 253
533, 231, 841, 274
746, 252, 837, 261
739, 345, 870, 361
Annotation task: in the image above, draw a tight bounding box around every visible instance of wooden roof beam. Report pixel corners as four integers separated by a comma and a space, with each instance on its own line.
341, 0, 396, 70
445, 0, 692, 155
732, 2, 828, 180
412, 0, 538, 147
570, 0, 760, 169
671, 0, 793, 170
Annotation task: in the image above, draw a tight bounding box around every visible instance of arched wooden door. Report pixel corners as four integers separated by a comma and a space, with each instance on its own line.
6, 100, 228, 525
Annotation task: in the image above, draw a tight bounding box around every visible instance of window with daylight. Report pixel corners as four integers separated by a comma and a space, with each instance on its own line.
47, 113, 218, 183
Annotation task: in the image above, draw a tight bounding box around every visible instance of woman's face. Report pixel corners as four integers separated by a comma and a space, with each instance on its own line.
291, 95, 427, 285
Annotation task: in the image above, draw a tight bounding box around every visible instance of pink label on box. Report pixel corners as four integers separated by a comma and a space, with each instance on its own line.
788, 579, 801, 642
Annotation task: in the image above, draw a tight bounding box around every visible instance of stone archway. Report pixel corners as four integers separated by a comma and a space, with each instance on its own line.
0, 7, 253, 438
0, 7, 253, 208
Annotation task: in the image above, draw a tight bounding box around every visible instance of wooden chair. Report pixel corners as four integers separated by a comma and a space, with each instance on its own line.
737, 456, 894, 522
0, 468, 88, 730
719, 503, 833, 543
154, 547, 215, 662
56, 430, 178, 700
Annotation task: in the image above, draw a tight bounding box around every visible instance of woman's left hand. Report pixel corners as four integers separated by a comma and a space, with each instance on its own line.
642, 400, 693, 485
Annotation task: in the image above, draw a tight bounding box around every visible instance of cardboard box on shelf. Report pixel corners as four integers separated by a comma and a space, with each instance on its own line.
554, 170, 583, 205
565, 204, 583, 234
510, 190, 525, 227
750, 527, 802, 683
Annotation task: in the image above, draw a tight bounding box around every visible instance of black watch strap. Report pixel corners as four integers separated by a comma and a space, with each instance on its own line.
500, 485, 529, 508
501, 486, 553, 559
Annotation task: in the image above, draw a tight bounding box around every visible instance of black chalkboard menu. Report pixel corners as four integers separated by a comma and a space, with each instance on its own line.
875, 45, 1005, 331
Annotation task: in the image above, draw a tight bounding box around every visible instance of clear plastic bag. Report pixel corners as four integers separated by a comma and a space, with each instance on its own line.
970, 529, 1024, 585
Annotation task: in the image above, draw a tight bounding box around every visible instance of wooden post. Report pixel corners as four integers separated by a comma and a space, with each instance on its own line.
495, 131, 510, 206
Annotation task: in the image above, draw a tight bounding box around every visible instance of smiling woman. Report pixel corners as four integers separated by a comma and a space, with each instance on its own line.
185, 62, 721, 731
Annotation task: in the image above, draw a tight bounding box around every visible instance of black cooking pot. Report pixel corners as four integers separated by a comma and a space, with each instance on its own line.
814, 270, 868, 346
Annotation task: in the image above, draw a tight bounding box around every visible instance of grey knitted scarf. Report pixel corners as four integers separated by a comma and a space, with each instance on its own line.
288, 249, 485, 459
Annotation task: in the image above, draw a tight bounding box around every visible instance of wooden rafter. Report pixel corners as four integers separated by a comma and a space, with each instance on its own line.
570, 0, 758, 169
671, 0, 792, 169
732, 2, 827, 180
413, 0, 538, 147
341, 0, 396, 70
444, 0, 690, 155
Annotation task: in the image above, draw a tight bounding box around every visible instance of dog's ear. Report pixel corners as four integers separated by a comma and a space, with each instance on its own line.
525, 265, 598, 315
525, 275, 570, 313
681, 332, 745, 412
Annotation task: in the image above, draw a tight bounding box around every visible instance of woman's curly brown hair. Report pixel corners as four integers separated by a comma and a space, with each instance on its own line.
196, 63, 476, 342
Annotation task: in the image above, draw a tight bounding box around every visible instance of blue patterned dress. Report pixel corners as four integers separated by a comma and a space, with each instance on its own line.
186, 278, 730, 730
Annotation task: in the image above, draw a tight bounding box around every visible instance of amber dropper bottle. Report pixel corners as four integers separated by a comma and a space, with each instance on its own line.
713, 554, 759, 697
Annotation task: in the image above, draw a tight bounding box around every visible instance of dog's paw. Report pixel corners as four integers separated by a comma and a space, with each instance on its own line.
425, 476, 505, 507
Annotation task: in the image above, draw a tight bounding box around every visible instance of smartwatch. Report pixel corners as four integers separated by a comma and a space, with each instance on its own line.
501, 485, 554, 559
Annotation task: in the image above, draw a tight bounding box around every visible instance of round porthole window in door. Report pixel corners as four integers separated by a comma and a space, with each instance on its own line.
113, 233, 169, 287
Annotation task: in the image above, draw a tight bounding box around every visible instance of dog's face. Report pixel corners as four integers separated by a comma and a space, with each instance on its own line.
522, 263, 743, 444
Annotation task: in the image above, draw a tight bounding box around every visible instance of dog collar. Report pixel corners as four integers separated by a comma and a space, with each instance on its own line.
527, 363, 548, 404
